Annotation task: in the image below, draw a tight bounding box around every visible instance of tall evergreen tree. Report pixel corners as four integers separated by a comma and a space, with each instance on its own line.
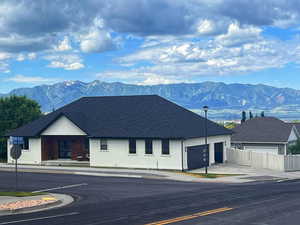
249, 111, 253, 119
261, 111, 265, 117
241, 111, 246, 123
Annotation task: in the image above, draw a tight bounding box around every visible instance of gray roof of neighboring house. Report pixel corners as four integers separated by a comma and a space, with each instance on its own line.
5, 95, 232, 139
232, 117, 294, 143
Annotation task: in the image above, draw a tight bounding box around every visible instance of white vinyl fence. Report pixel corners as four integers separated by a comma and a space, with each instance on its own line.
227, 148, 300, 172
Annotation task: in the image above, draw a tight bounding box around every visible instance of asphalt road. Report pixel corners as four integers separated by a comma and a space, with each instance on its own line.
1, 171, 300, 225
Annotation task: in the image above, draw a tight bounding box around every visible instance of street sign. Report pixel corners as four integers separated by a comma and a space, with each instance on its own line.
10, 145, 22, 192
10, 137, 24, 145
10, 145, 22, 160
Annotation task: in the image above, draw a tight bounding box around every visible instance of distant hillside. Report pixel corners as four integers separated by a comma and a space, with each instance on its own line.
2, 80, 300, 120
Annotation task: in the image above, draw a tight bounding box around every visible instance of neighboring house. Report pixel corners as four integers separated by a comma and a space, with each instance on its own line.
231, 117, 299, 155
5, 95, 232, 170
288, 122, 300, 137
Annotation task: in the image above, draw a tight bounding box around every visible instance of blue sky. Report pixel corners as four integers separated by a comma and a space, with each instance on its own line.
1, 0, 300, 93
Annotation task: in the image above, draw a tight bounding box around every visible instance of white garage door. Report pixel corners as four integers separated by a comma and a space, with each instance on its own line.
244, 146, 278, 154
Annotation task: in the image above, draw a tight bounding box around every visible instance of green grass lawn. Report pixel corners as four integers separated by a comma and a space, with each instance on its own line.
177, 172, 244, 179
0, 192, 46, 197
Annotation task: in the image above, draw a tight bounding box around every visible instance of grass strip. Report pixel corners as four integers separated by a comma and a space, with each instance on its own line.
0, 192, 46, 197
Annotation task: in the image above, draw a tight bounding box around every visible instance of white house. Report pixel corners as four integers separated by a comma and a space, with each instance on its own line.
6, 95, 232, 170
231, 117, 299, 155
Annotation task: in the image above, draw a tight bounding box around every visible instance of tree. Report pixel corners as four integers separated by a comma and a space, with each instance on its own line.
249, 111, 253, 119
224, 122, 238, 129
0, 96, 42, 161
261, 111, 265, 117
241, 111, 246, 123
288, 140, 300, 154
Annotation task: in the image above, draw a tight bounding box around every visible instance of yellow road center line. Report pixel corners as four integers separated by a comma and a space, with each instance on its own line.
145, 207, 233, 225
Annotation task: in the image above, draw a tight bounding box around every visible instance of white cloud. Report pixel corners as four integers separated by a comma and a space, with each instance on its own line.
0, 61, 10, 73
55, 36, 72, 51
137, 74, 191, 85
215, 23, 262, 47
106, 30, 300, 84
16, 54, 25, 61
7, 74, 58, 83
0, 52, 11, 60
16, 52, 37, 61
27, 52, 36, 60
80, 29, 115, 53
45, 54, 84, 70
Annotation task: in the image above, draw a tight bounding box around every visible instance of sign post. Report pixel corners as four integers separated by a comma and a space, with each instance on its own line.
10, 144, 22, 192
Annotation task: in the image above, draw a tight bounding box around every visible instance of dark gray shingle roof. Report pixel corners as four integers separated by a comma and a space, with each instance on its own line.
232, 117, 293, 143
6, 95, 232, 139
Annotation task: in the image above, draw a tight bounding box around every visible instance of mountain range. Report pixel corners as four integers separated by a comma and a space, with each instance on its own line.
2, 80, 300, 120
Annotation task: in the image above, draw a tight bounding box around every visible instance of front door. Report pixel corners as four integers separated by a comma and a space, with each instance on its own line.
58, 140, 72, 159
214, 142, 224, 163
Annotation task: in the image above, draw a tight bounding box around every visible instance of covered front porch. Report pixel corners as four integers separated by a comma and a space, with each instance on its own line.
41, 136, 90, 163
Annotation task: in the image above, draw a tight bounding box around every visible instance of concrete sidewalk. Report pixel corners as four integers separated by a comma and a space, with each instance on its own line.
191, 163, 300, 182
1, 163, 300, 183
0, 193, 73, 216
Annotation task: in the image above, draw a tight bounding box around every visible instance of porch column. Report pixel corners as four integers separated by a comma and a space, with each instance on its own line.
284, 144, 287, 155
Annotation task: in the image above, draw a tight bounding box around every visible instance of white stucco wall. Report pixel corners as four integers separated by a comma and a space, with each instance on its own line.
90, 139, 183, 170
41, 116, 86, 136
182, 135, 231, 170
7, 138, 42, 164
90, 135, 231, 170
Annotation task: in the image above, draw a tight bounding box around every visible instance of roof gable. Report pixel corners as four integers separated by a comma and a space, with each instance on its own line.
41, 115, 87, 136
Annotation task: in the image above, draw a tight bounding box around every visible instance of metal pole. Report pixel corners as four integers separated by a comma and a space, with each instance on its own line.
15, 159, 18, 192
205, 110, 208, 174
205, 110, 209, 174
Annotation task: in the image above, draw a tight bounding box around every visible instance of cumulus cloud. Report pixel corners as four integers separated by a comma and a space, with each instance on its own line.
45, 54, 84, 70
0, 61, 10, 73
2, 0, 300, 86
137, 74, 191, 85
0, 52, 11, 60
107, 30, 300, 82
80, 29, 115, 53
1, 0, 300, 54
55, 37, 72, 51
215, 23, 262, 47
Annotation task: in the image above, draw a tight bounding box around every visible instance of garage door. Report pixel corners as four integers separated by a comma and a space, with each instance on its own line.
214, 142, 223, 163
187, 144, 209, 170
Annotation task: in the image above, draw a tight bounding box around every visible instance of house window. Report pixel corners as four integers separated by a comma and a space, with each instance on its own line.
22, 137, 29, 150
100, 139, 108, 150
162, 139, 170, 155
129, 139, 136, 154
145, 139, 153, 154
